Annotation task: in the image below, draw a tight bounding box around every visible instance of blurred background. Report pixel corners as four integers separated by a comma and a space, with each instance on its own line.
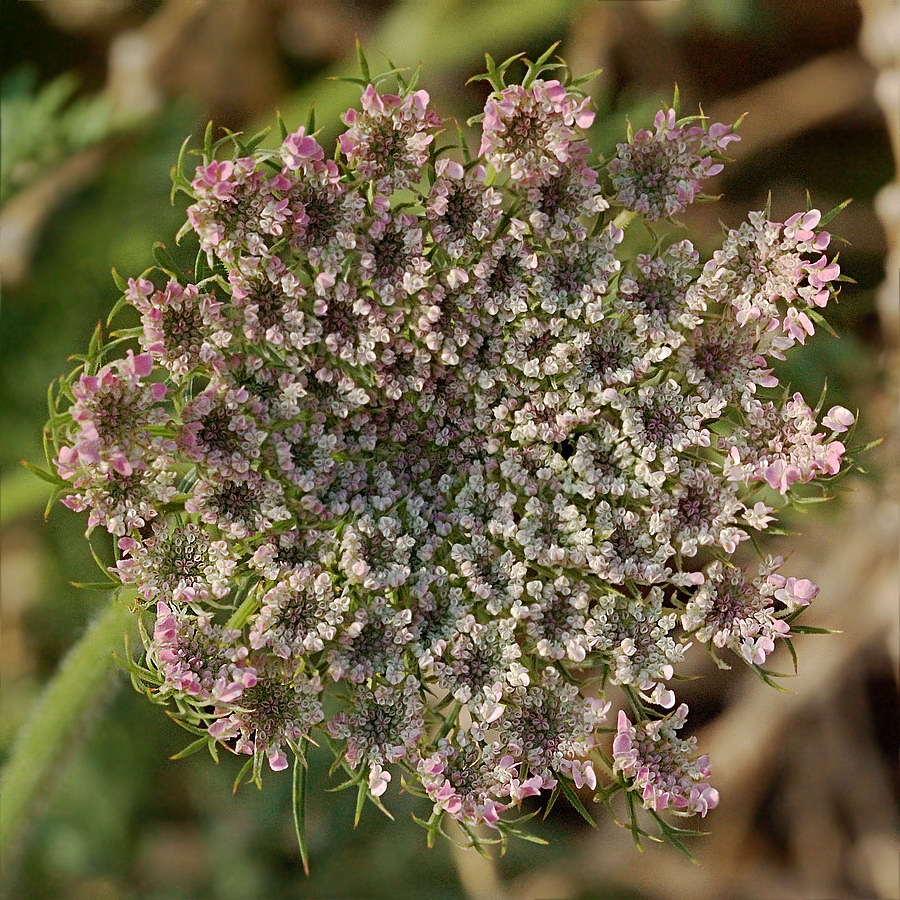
1, 1, 897, 898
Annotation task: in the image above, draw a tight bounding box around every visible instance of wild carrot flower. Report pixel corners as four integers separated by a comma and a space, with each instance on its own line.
339, 85, 441, 193
327, 680, 425, 780
720, 394, 849, 493
429, 617, 529, 722
185, 471, 290, 538
187, 157, 269, 263
503, 667, 610, 787
227, 255, 313, 350
149, 601, 256, 704
522, 141, 609, 240
480, 79, 595, 183
177, 386, 267, 478
249, 570, 348, 657
681, 557, 802, 664
427, 160, 503, 258
209, 660, 324, 772
115, 520, 236, 603
692, 209, 839, 340
61, 456, 177, 536
55, 351, 167, 479
613, 704, 719, 816
129, 278, 232, 376
417, 736, 519, 827
45, 48, 855, 858
588, 588, 684, 708
618, 240, 702, 347
609, 108, 738, 220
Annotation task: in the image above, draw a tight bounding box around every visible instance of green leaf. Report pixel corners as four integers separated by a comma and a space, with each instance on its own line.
522, 42, 561, 89
170, 736, 211, 760
292, 753, 310, 875
19, 460, 63, 486
170, 134, 193, 204
785, 637, 798, 675
110, 267, 127, 291
569, 67, 603, 89
226, 591, 260, 631
232, 757, 254, 795
276, 110, 288, 141
354, 778, 367, 828
854, 436, 885, 454
355, 39, 371, 84
41, 482, 66, 517
239, 126, 271, 155
792, 494, 833, 505
423, 809, 443, 848
506, 829, 548, 845
542, 784, 560, 819
152, 242, 181, 279
558, 778, 596, 828
325, 774, 360, 793
433, 699, 462, 744
647, 811, 702, 864
105, 293, 131, 327
203, 120, 214, 162
194, 249, 212, 283
164, 713, 208, 737
819, 197, 853, 227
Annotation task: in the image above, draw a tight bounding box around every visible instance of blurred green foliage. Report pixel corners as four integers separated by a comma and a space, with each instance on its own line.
1, 71, 120, 205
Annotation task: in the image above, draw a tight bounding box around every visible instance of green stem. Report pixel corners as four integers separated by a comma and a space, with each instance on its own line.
292, 753, 310, 875
226, 591, 259, 631
434, 700, 463, 744
0, 600, 134, 858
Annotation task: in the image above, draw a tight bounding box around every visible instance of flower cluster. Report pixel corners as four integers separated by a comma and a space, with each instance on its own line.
44, 50, 855, 861
609, 109, 739, 220
613, 704, 719, 816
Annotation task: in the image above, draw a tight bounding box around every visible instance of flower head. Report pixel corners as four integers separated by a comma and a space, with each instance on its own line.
340, 86, 441, 192
693, 209, 838, 340
327, 679, 425, 771
149, 601, 256, 704
129, 279, 231, 376
47, 56, 855, 852
613, 704, 719, 816
480, 79, 595, 183
56, 352, 167, 479
682, 557, 798, 664
116, 521, 236, 603
609, 108, 738, 220
209, 659, 324, 771
503, 667, 610, 784
417, 735, 522, 827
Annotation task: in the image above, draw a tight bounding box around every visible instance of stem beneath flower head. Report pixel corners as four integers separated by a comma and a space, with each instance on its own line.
292, 752, 310, 875
434, 699, 463, 745
226, 590, 260, 631
0, 599, 135, 861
